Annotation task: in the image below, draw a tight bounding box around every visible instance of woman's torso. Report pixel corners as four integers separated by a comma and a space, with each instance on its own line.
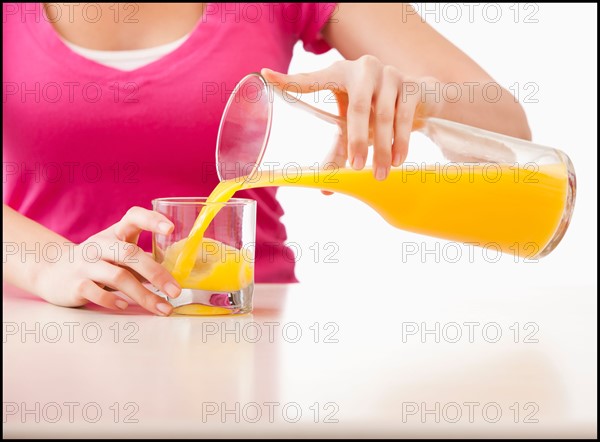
3, 2, 335, 282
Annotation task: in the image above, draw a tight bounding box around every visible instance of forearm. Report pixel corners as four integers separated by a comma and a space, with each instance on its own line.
2, 204, 72, 295
435, 84, 532, 140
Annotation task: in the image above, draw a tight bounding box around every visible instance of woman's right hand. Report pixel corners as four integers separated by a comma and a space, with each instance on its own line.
36, 207, 181, 316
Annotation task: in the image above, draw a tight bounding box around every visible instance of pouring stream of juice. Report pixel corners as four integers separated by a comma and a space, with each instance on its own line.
170, 163, 568, 283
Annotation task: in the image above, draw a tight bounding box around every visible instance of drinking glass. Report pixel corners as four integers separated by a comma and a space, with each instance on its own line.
152, 197, 256, 315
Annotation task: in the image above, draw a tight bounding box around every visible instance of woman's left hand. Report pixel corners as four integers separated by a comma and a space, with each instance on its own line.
261, 56, 443, 181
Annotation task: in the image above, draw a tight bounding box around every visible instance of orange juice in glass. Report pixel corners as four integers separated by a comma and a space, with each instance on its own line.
152, 197, 255, 316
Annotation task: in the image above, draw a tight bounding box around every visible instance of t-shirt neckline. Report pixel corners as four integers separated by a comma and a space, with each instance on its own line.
27, 2, 209, 80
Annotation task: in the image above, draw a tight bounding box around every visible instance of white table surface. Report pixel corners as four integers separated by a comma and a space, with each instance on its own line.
3, 280, 597, 438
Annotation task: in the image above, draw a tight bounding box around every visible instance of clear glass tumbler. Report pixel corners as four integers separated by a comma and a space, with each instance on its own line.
152, 197, 256, 315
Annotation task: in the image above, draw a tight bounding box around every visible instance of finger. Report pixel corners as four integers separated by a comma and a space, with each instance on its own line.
392, 91, 420, 167
322, 128, 348, 169
114, 206, 174, 244
101, 240, 181, 299
346, 79, 376, 171
373, 67, 399, 180
88, 261, 173, 316
76, 279, 129, 311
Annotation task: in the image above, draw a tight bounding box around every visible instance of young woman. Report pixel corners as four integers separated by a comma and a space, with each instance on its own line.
3, 3, 531, 315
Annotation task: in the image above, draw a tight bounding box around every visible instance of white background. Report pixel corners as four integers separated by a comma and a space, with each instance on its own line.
273, 3, 597, 290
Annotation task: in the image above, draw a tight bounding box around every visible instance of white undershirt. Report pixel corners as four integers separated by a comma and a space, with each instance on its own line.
59, 33, 191, 71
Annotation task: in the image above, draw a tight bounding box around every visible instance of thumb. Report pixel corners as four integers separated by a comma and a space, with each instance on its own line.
261, 67, 335, 94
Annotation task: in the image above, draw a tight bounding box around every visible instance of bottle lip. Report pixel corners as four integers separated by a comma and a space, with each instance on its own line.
215, 72, 272, 183
535, 151, 577, 258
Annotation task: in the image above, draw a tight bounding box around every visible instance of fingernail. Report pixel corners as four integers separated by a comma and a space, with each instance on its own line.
375, 166, 388, 181
351, 155, 365, 170
163, 281, 181, 298
156, 303, 173, 316
158, 222, 173, 234
115, 299, 128, 310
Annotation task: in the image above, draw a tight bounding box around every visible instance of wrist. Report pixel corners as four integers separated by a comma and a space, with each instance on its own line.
30, 240, 78, 300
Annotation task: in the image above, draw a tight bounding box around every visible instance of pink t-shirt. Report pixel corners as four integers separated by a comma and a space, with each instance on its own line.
3, 3, 336, 283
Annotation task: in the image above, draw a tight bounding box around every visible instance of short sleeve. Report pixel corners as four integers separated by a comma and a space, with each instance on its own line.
280, 3, 337, 54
